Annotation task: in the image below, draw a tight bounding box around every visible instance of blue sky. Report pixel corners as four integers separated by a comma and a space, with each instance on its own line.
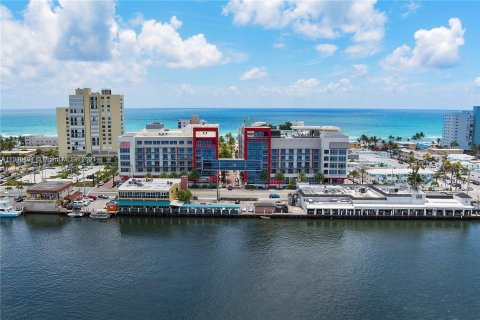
1, 0, 479, 109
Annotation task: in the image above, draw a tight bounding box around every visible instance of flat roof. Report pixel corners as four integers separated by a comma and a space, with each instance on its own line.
28, 181, 73, 193
366, 168, 434, 175
118, 178, 181, 192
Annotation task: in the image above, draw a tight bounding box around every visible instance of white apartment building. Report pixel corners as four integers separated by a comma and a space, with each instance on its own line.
365, 168, 435, 185
442, 111, 473, 150
24, 135, 57, 146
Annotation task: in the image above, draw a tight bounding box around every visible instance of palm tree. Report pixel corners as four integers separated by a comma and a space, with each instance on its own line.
314, 172, 325, 184
260, 170, 269, 188
275, 172, 285, 188
450, 140, 459, 148
298, 172, 307, 183
358, 168, 367, 184
188, 169, 199, 181
348, 170, 359, 184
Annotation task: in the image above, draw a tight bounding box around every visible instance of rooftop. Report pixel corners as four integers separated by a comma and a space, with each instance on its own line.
118, 178, 181, 191
123, 123, 219, 138
28, 181, 73, 193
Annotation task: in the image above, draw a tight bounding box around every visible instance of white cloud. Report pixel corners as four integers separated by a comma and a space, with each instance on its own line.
223, 0, 385, 56
285, 78, 319, 96
315, 44, 338, 57
402, 1, 420, 18
273, 42, 285, 49
0, 0, 225, 96
473, 76, 480, 88
259, 78, 319, 97
382, 77, 406, 93
345, 43, 380, 58
381, 18, 465, 71
229, 85, 239, 94
240, 67, 268, 81
325, 78, 353, 93
351, 64, 368, 78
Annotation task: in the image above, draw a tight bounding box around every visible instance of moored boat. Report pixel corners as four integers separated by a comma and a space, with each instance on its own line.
0, 199, 24, 218
67, 210, 85, 217
89, 210, 111, 219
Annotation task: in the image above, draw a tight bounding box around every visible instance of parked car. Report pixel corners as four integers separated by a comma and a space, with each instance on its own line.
67, 203, 83, 210
106, 200, 118, 205
98, 194, 109, 199
227, 186, 233, 190
72, 200, 85, 207
234, 199, 240, 204
248, 207, 254, 212
241, 207, 247, 212
269, 193, 280, 198
86, 194, 97, 201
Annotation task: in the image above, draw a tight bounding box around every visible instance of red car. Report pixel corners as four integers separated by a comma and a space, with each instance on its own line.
86, 194, 97, 201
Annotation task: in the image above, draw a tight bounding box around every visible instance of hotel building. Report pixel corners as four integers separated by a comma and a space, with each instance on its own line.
441, 110, 473, 150
56, 88, 124, 157
118, 118, 349, 184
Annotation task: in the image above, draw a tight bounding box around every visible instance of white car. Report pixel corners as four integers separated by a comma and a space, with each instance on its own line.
241, 207, 247, 212
72, 200, 85, 207
248, 207, 254, 213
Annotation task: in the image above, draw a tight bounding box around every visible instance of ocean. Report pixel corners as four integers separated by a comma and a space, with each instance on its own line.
2, 216, 479, 320
0, 108, 446, 140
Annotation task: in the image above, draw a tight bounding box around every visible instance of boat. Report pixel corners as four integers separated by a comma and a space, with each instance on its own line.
89, 210, 111, 219
0, 199, 24, 218
259, 215, 271, 220
67, 210, 85, 217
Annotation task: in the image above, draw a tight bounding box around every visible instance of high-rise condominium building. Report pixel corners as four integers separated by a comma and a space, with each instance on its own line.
441, 111, 473, 150
472, 106, 480, 147
56, 88, 124, 157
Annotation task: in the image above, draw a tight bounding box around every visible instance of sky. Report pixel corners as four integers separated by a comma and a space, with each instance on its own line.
0, 0, 479, 110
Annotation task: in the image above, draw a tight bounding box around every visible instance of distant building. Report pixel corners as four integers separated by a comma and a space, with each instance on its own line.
56, 88, 124, 157
473, 106, 480, 146
365, 168, 434, 185
177, 115, 207, 129
441, 111, 473, 150
24, 135, 57, 147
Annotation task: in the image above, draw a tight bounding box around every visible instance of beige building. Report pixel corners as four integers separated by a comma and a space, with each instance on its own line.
56, 88, 124, 157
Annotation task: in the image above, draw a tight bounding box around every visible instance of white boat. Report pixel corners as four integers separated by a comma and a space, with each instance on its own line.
67, 210, 85, 217
89, 210, 111, 219
259, 215, 271, 220
0, 199, 24, 218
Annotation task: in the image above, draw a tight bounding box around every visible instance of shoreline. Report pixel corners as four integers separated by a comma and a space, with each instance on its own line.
22, 211, 480, 221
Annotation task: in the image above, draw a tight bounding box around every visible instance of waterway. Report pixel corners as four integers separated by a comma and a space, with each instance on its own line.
1, 215, 479, 320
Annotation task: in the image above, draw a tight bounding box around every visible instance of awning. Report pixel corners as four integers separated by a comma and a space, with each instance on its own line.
66, 191, 82, 201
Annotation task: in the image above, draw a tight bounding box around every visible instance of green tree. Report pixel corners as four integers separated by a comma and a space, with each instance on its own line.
260, 170, 269, 188
348, 170, 359, 184
314, 172, 325, 184
358, 168, 367, 184
275, 171, 285, 188
188, 169, 200, 184
298, 172, 307, 183
278, 121, 292, 130
450, 140, 459, 148
145, 172, 153, 179
176, 189, 193, 202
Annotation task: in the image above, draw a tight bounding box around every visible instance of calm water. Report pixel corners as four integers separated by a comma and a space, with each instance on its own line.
1, 108, 446, 140
1, 215, 479, 320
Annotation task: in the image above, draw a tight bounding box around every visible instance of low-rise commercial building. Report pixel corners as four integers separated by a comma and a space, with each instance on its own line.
117, 177, 186, 209
24, 180, 75, 212
298, 184, 474, 217
365, 168, 434, 185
